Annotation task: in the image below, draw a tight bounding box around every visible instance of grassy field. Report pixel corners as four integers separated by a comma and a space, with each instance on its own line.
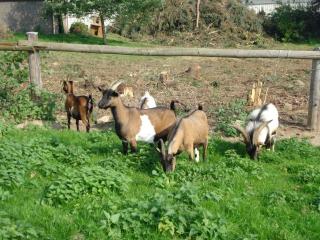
2, 32, 320, 50
3, 33, 152, 47
0, 125, 319, 239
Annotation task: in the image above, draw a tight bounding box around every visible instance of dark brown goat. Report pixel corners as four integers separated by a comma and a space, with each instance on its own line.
63, 81, 93, 132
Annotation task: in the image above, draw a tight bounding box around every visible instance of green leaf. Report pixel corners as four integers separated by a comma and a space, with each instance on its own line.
111, 213, 120, 224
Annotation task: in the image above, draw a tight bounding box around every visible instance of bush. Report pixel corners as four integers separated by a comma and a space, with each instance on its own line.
0, 52, 58, 122
100, 184, 227, 239
69, 22, 89, 35
0, 211, 44, 239
263, 5, 320, 42
216, 99, 247, 137
43, 166, 131, 205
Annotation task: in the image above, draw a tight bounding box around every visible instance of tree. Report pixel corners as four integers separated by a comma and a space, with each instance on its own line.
312, 0, 320, 10
44, 0, 127, 44
74, 0, 126, 44
196, 0, 201, 29
44, 0, 72, 33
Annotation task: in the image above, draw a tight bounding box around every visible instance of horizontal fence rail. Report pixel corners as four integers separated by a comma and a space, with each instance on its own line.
0, 32, 319, 131
1, 40, 320, 59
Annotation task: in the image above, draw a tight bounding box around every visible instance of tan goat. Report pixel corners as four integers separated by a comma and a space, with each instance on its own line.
158, 105, 209, 172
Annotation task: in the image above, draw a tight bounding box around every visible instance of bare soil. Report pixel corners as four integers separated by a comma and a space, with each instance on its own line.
40, 51, 320, 145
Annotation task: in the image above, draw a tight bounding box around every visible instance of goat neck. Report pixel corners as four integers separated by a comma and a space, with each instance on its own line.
110, 98, 129, 125
168, 126, 184, 155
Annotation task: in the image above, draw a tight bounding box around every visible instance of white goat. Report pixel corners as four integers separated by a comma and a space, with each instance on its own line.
140, 91, 157, 109
233, 103, 279, 159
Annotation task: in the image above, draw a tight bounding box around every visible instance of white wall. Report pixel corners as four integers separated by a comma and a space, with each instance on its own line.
248, 2, 309, 14
63, 14, 112, 32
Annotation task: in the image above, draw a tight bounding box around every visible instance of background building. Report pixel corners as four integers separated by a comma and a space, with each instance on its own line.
243, 0, 311, 14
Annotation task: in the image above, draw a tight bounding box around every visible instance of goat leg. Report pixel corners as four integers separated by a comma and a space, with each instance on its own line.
122, 140, 129, 154
187, 144, 194, 161
76, 119, 80, 131
194, 148, 200, 162
271, 137, 276, 152
130, 139, 137, 153
203, 140, 208, 161
82, 116, 90, 133
67, 113, 71, 130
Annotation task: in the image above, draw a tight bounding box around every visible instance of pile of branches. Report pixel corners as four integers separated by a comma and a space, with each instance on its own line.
114, 0, 265, 47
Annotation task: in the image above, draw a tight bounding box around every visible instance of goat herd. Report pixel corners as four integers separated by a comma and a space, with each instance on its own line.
63, 80, 279, 172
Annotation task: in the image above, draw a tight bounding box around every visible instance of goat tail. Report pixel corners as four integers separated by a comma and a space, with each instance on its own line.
170, 100, 189, 113
170, 100, 176, 111
198, 104, 203, 110
140, 97, 148, 109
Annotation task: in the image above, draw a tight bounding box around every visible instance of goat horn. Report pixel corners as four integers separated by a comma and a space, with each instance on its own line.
233, 124, 250, 144
252, 120, 272, 145
110, 80, 124, 91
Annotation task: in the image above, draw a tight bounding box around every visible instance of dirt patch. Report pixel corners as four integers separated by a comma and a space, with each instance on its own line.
40, 51, 319, 145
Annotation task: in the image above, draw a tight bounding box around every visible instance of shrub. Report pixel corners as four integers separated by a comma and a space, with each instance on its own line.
0, 211, 44, 239
0, 138, 57, 189
0, 52, 58, 122
216, 99, 247, 137
43, 166, 131, 205
296, 166, 320, 184
69, 22, 89, 35
100, 184, 227, 239
263, 5, 320, 42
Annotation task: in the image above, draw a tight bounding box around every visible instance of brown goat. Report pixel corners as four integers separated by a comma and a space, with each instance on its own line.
63, 81, 93, 132
97, 81, 177, 154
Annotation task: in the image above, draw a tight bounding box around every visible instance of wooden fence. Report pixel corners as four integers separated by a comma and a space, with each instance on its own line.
1, 32, 320, 131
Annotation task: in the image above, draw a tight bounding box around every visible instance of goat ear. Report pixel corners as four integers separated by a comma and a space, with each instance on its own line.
98, 86, 103, 92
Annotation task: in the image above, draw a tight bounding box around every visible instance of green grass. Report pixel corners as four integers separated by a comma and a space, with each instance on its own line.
3, 32, 152, 47
2, 32, 319, 50
0, 126, 319, 239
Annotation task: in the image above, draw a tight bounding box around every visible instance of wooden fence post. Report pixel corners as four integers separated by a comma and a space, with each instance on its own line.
27, 32, 42, 89
307, 47, 320, 131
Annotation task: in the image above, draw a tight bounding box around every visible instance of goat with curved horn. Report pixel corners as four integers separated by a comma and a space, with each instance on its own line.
98, 82, 177, 154
232, 124, 250, 144
233, 103, 279, 160
110, 80, 124, 91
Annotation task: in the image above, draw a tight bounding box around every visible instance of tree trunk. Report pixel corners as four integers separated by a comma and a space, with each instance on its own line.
57, 14, 65, 34
196, 0, 201, 29
100, 15, 107, 45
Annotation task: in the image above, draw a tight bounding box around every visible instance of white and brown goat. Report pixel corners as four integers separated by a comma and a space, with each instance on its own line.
63, 80, 93, 132
98, 81, 177, 154
158, 105, 209, 172
233, 103, 279, 159
140, 91, 157, 109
